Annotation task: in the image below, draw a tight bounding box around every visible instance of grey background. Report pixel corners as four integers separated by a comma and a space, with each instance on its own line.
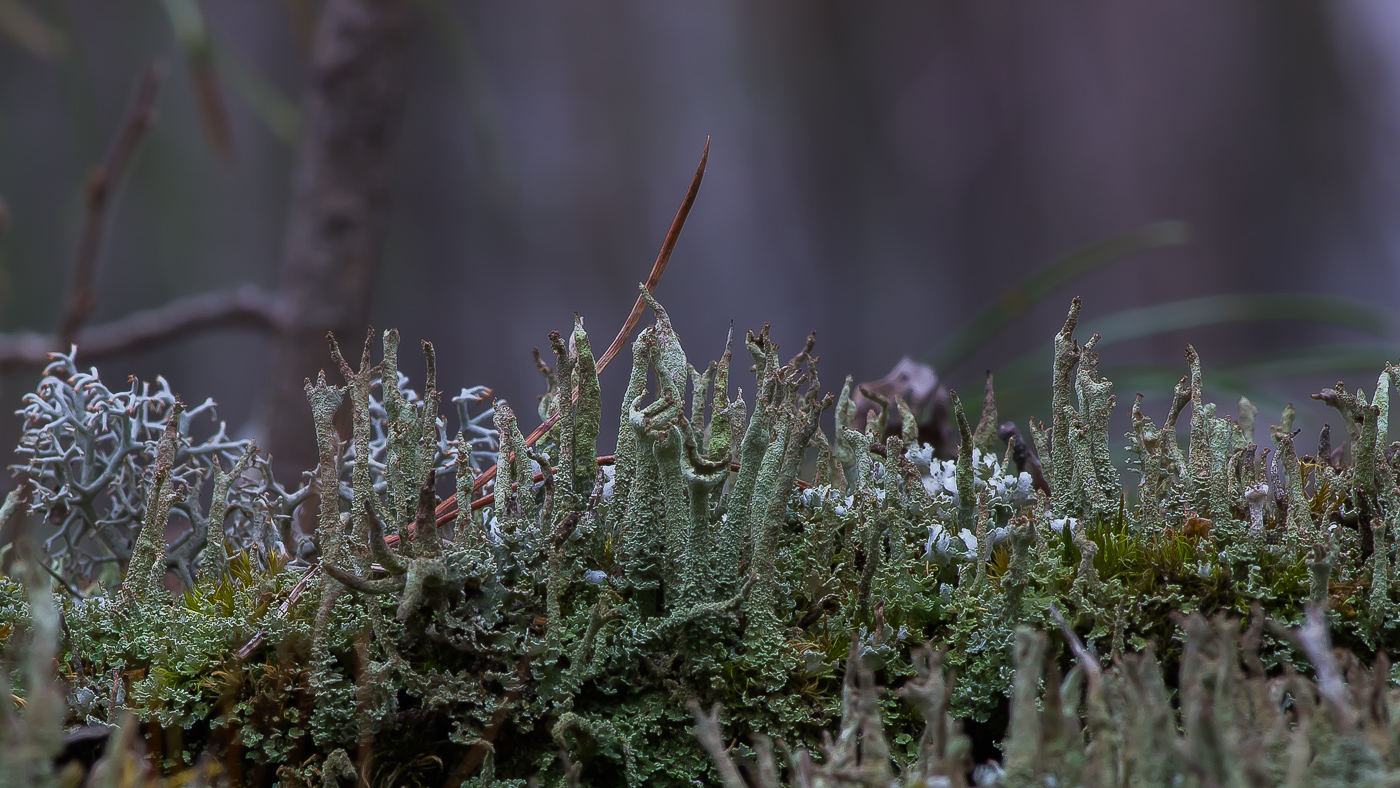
2, 0, 1399, 473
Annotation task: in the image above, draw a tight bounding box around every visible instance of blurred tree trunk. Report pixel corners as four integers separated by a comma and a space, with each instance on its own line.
261, 0, 411, 475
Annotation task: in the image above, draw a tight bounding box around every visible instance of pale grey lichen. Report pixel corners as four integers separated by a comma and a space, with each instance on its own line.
12, 350, 268, 589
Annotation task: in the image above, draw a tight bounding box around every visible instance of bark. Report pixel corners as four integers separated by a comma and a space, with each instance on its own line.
262, 0, 412, 475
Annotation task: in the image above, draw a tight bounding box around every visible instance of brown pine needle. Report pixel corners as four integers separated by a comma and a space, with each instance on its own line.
433, 137, 709, 523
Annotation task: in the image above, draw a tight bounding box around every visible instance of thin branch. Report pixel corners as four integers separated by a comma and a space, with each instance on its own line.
60, 62, 167, 348
0, 285, 284, 371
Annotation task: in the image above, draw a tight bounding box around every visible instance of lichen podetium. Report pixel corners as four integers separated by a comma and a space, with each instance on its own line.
6, 297, 1400, 787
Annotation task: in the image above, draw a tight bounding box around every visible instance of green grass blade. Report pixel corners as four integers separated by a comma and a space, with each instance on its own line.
416, 0, 512, 202
968, 294, 1390, 399
929, 221, 1192, 371
0, 0, 66, 60
1221, 344, 1400, 381
160, 0, 236, 158
210, 34, 302, 146
1085, 294, 1389, 347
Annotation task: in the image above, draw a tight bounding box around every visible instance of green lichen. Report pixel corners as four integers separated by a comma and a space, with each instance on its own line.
9, 295, 1400, 787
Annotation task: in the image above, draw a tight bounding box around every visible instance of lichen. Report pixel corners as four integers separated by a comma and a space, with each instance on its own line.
7, 295, 1400, 786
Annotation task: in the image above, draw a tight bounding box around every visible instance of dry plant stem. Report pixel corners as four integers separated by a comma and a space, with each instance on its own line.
0, 285, 284, 371
432, 138, 710, 523
595, 138, 709, 372
234, 566, 318, 660
60, 62, 166, 349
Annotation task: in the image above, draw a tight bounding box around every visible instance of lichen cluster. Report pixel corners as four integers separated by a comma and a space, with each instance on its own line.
4, 296, 1400, 787
698, 604, 1400, 788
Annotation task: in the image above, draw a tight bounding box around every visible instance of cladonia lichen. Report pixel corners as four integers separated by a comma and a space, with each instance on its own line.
5, 297, 1400, 787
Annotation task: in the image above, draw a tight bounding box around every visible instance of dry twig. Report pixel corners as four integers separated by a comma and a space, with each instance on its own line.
60, 63, 166, 348
0, 65, 289, 371
0, 285, 284, 371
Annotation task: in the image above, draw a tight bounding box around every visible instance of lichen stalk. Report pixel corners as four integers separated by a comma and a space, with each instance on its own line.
1274, 428, 1313, 556
330, 330, 376, 562
570, 316, 601, 502
1074, 334, 1117, 509
1371, 517, 1392, 628
951, 390, 976, 531
128, 405, 184, 603
834, 374, 857, 474
1238, 396, 1258, 445
1358, 403, 1381, 505
973, 491, 989, 588
611, 331, 654, 531
196, 444, 255, 583
719, 353, 777, 597
548, 329, 578, 513
707, 326, 735, 464
1050, 297, 1082, 517
1208, 416, 1235, 527
972, 372, 999, 456
493, 400, 535, 531
454, 432, 480, 551
1129, 393, 1164, 531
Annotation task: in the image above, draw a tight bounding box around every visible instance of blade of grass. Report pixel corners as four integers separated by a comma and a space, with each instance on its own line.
415, 0, 510, 202
929, 221, 1191, 371
0, 0, 65, 60
209, 32, 302, 145
1085, 294, 1388, 345
1220, 344, 1400, 381
966, 293, 1391, 403
160, 0, 236, 159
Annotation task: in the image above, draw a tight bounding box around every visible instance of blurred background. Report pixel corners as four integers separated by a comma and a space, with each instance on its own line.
1, 0, 1399, 479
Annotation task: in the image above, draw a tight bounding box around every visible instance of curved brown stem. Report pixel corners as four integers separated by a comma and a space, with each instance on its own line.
323, 561, 406, 595
435, 139, 709, 517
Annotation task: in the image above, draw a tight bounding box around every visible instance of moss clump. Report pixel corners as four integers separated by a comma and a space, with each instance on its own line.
3, 298, 1400, 786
